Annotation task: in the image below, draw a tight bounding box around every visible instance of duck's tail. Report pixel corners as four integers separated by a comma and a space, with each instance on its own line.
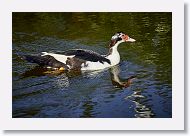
21, 54, 69, 70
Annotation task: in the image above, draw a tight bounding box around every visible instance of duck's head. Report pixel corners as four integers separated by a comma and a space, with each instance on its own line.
109, 32, 136, 47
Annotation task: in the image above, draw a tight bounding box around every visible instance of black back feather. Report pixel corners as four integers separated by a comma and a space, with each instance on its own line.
56, 49, 111, 64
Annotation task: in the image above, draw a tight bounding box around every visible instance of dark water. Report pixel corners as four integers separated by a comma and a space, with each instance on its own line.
12, 12, 172, 118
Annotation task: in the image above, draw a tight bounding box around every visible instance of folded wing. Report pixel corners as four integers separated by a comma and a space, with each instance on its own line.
56, 49, 111, 64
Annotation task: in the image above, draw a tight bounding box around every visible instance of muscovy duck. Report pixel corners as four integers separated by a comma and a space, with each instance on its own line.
23, 32, 135, 71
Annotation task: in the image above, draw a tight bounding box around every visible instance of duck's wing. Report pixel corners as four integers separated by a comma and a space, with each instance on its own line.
54, 49, 111, 64
22, 54, 69, 69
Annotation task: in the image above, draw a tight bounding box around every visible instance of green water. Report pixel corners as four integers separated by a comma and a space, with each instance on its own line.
12, 12, 172, 118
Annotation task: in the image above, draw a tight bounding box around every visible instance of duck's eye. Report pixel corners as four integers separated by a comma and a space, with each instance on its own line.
121, 34, 125, 38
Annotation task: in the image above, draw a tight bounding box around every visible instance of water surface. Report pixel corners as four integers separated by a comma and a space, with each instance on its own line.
12, 12, 172, 118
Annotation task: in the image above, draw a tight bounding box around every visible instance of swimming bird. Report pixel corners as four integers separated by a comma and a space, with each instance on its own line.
23, 32, 135, 71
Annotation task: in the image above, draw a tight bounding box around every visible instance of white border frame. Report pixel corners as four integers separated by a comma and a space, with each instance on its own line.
0, 0, 184, 130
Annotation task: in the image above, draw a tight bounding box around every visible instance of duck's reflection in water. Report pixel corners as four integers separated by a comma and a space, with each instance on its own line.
110, 65, 136, 88
21, 65, 136, 89
20, 66, 65, 77
20, 66, 81, 88
110, 65, 154, 118
20, 65, 154, 117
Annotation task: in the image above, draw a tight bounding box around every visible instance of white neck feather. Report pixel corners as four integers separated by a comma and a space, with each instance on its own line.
106, 41, 123, 66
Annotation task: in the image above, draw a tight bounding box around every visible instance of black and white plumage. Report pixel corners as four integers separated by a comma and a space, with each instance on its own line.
23, 55, 69, 70
56, 49, 111, 64
23, 32, 136, 71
